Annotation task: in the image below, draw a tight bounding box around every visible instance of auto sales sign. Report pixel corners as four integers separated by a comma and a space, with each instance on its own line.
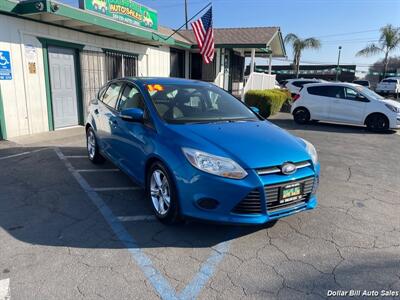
84, 0, 158, 30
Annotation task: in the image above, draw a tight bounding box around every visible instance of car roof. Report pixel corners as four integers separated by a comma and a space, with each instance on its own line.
302, 82, 361, 88
116, 77, 213, 86
286, 78, 321, 82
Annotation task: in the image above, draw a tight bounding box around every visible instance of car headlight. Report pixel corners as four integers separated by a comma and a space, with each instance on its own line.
182, 148, 248, 179
300, 138, 318, 165
385, 104, 400, 113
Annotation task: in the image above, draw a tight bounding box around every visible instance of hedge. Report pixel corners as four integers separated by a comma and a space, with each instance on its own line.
244, 89, 291, 118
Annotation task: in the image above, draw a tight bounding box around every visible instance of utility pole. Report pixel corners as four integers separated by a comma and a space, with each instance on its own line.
335, 46, 342, 81
184, 0, 188, 29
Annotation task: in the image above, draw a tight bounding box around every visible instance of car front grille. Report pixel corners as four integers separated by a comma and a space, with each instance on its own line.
265, 176, 314, 212
231, 189, 262, 214
231, 176, 316, 215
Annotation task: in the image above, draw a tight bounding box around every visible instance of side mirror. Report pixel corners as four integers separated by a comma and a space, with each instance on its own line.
119, 108, 144, 122
250, 106, 260, 114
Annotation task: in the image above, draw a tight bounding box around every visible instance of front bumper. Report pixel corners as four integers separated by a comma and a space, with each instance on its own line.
175, 162, 320, 224
389, 114, 400, 129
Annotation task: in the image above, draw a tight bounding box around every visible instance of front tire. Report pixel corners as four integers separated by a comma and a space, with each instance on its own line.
293, 107, 310, 124
147, 162, 180, 224
365, 114, 389, 132
86, 127, 105, 164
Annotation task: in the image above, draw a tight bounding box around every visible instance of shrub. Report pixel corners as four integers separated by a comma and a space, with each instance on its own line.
244, 89, 289, 118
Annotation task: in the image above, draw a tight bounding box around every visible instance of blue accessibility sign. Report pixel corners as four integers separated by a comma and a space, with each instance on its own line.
0, 50, 12, 80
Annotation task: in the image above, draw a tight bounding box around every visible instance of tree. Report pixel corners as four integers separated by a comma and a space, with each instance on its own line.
357, 24, 400, 78
284, 33, 321, 78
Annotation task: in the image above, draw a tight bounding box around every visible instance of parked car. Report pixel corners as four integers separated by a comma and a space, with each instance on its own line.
375, 77, 400, 95
291, 82, 400, 131
353, 80, 370, 88
86, 78, 320, 225
284, 78, 323, 95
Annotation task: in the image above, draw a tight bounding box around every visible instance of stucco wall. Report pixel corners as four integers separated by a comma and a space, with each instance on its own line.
0, 14, 170, 138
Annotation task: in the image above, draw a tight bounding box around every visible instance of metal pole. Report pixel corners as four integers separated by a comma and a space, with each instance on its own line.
185, 0, 188, 29
336, 46, 342, 81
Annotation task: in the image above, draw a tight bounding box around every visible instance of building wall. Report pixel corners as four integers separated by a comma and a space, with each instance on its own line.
0, 14, 170, 138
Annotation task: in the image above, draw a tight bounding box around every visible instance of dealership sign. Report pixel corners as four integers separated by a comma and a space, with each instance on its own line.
84, 0, 158, 30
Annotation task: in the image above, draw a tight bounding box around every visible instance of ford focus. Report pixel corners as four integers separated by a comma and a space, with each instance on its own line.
85, 77, 320, 224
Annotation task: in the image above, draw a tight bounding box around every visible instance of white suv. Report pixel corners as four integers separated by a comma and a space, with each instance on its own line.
284, 78, 323, 95
376, 77, 400, 95
291, 82, 400, 131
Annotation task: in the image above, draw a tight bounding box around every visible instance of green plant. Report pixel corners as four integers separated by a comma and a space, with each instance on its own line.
244, 89, 288, 118
284, 34, 321, 78
357, 24, 400, 77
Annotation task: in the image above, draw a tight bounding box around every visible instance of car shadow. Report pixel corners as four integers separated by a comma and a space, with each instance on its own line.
0, 145, 272, 250
269, 116, 397, 135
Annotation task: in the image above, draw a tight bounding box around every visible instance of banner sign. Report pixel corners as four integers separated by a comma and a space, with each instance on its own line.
84, 0, 158, 30
0, 50, 12, 80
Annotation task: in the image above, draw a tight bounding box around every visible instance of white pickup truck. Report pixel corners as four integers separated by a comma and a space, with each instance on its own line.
376, 77, 400, 95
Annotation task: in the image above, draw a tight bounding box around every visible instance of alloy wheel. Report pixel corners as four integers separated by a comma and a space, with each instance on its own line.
150, 169, 171, 216
87, 130, 96, 160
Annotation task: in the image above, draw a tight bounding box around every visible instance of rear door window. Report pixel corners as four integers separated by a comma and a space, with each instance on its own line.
102, 82, 123, 109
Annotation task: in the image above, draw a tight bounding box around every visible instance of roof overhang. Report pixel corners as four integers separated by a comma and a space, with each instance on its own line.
0, 0, 192, 49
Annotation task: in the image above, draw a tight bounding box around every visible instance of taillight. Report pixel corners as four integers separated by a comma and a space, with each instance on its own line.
293, 94, 301, 102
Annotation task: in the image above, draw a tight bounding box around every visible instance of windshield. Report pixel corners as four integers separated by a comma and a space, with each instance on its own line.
146, 84, 259, 124
355, 86, 384, 100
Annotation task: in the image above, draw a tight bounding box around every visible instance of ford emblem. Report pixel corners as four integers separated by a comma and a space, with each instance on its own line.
281, 162, 297, 175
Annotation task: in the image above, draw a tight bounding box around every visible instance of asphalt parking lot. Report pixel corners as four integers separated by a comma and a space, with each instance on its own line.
0, 112, 399, 300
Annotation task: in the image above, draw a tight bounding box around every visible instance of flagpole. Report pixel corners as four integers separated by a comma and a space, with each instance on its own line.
153, 2, 212, 41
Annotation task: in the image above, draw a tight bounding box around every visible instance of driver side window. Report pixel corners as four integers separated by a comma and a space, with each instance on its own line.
118, 84, 145, 111
344, 87, 358, 100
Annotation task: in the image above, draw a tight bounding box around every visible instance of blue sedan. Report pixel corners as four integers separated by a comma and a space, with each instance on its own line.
85, 77, 320, 224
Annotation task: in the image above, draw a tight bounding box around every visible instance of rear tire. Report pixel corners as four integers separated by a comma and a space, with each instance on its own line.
86, 127, 105, 164
365, 114, 389, 132
147, 162, 180, 225
293, 107, 311, 124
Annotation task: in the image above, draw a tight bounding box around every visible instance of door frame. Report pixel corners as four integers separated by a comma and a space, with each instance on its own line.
0, 86, 6, 140
38, 38, 84, 131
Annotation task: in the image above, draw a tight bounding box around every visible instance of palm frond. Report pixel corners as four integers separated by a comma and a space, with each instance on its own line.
284, 33, 299, 45
356, 43, 383, 57
303, 38, 321, 50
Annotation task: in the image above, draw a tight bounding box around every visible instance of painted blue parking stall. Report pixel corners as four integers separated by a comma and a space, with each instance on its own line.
54, 147, 232, 300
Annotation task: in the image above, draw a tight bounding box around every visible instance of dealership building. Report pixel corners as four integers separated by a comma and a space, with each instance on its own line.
0, 0, 285, 139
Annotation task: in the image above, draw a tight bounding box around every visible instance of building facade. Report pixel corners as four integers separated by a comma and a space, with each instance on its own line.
0, 0, 285, 139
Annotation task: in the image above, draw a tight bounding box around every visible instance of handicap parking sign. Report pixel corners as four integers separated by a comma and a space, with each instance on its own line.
0, 50, 12, 80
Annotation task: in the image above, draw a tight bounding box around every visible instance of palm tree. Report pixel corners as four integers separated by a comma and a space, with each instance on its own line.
284, 34, 321, 78
357, 24, 400, 77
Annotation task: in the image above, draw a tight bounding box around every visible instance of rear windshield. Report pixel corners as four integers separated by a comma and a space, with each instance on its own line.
382, 79, 398, 83
292, 80, 319, 87
146, 84, 259, 124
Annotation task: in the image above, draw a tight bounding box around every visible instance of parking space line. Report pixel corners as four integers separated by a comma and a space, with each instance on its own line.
0, 278, 10, 300
55, 147, 231, 300
76, 169, 120, 173
93, 187, 141, 192
0, 148, 49, 161
64, 155, 87, 158
117, 215, 156, 222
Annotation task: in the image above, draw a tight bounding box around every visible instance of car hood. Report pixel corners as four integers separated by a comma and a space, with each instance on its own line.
381, 99, 400, 108
168, 120, 311, 169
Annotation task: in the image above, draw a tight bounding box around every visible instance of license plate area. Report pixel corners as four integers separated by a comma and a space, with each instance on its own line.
280, 182, 303, 204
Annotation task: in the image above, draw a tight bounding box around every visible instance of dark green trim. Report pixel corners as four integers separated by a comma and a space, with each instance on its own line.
38, 37, 84, 50
39, 38, 85, 129
40, 44, 54, 131
0, 86, 7, 140
192, 43, 268, 50
73, 49, 84, 125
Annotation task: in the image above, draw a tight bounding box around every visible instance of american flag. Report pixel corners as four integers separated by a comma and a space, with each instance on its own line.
191, 7, 214, 64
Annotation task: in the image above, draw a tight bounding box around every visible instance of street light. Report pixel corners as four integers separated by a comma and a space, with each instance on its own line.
335, 46, 342, 81
184, 0, 188, 29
